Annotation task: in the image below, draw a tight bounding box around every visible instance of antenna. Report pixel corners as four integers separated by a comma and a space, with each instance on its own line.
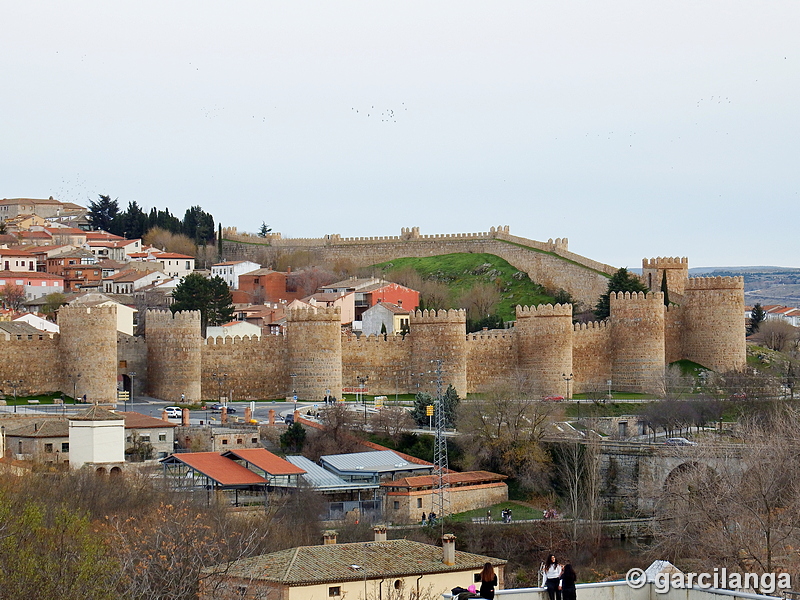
431, 359, 450, 527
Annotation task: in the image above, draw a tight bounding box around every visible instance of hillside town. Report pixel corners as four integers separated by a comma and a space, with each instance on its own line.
1, 195, 799, 599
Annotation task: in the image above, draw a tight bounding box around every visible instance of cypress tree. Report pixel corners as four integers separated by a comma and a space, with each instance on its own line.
661, 269, 670, 306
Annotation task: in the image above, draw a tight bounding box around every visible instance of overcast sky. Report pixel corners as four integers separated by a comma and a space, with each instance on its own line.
2, 2, 798, 269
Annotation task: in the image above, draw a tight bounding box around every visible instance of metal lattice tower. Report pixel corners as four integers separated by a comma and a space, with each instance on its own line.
431, 359, 450, 522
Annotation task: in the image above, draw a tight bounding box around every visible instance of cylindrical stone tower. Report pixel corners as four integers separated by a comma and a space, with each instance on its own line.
145, 310, 203, 402
286, 306, 342, 401
682, 276, 745, 372
610, 291, 665, 394
515, 303, 574, 398
410, 309, 467, 398
58, 305, 118, 403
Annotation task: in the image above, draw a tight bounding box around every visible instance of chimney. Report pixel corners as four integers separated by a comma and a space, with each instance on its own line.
244, 407, 252, 422
181, 408, 190, 426
161, 409, 168, 422
221, 406, 228, 424
373, 525, 387, 542
323, 530, 338, 545
268, 408, 276, 425
442, 534, 456, 566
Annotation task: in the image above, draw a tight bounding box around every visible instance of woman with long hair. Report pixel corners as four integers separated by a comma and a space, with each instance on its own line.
560, 563, 577, 600
479, 562, 498, 600
541, 554, 562, 600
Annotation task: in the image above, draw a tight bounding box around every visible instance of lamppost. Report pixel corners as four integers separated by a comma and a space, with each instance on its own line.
212, 372, 228, 403
357, 375, 369, 424
562, 372, 574, 400
607, 379, 612, 402
72, 373, 82, 405
290, 373, 297, 412
6, 380, 23, 413
128, 371, 136, 412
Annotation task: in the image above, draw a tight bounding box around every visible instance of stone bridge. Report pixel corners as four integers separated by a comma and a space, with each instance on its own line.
595, 440, 746, 516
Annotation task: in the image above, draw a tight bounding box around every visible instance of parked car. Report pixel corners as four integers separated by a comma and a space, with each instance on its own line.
165, 406, 182, 418
664, 437, 697, 446
210, 403, 236, 413
730, 392, 747, 400
543, 395, 565, 402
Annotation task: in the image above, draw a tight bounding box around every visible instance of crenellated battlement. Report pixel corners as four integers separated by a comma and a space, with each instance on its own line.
467, 330, 515, 341
343, 333, 408, 344
642, 256, 688, 269
146, 309, 202, 326
516, 303, 573, 317
684, 276, 744, 291
410, 308, 467, 324
611, 291, 664, 302
573, 320, 610, 332
288, 306, 341, 321
58, 304, 117, 321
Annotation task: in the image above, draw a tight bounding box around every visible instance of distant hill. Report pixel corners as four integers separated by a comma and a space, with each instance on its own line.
689, 267, 800, 307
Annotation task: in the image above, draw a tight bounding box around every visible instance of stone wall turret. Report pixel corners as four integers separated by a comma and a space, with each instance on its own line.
610, 292, 665, 394
410, 309, 467, 398
58, 305, 118, 403
146, 310, 202, 402
286, 307, 342, 401
642, 257, 689, 297
682, 276, 745, 372
515, 304, 574, 398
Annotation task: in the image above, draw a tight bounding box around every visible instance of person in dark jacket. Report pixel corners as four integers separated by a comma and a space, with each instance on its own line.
560, 563, 577, 600
479, 562, 498, 600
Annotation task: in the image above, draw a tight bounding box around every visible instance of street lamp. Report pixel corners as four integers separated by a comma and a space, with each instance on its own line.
290, 373, 297, 412
562, 373, 574, 400
357, 375, 369, 424
72, 373, 82, 405
6, 380, 23, 413
128, 371, 136, 412
212, 372, 228, 403
607, 379, 612, 401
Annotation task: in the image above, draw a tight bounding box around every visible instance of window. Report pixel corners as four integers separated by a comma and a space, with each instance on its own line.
61, 442, 69, 452
222, 439, 228, 445
44, 443, 53, 453
393, 501, 400, 510
329, 587, 341, 597
159, 433, 166, 442
140, 435, 150, 442
251, 438, 258, 444
417, 498, 423, 508
236, 438, 243, 444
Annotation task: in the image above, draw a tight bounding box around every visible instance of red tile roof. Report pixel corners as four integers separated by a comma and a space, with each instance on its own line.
382, 471, 507, 489
157, 253, 194, 259
169, 452, 268, 486
223, 448, 306, 476
118, 411, 179, 429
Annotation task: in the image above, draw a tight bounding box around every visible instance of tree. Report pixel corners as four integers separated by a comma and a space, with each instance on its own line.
458, 283, 501, 322
755, 319, 798, 352
87, 194, 121, 233
171, 274, 234, 336
370, 406, 415, 442
594, 267, 649, 320
257, 222, 272, 237
143, 227, 196, 256
280, 422, 306, 453
287, 267, 338, 297
41, 292, 67, 320
182, 206, 215, 244
1, 283, 25, 310
121, 200, 149, 239
749, 303, 766, 335
660, 269, 670, 306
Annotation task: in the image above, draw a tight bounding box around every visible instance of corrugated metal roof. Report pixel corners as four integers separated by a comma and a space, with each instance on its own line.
285, 456, 379, 491
223, 448, 306, 476
168, 452, 268, 486
320, 450, 431, 475
203, 539, 506, 584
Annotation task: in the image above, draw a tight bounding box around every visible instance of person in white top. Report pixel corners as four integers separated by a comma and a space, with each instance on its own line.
541, 554, 563, 600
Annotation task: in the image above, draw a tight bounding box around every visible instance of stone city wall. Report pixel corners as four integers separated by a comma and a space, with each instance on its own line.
466, 330, 517, 393
202, 335, 288, 401
610, 292, 666, 395
0, 334, 60, 397
341, 333, 412, 396
516, 304, 574, 398
410, 309, 468, 398
58, 305, 118, 403
146, 310, 203, 403
117, 333, 148, 397
286, 307, 342, 401
571, 320, 612, 394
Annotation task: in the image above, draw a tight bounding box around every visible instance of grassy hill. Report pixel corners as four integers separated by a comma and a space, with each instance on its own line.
372, 253, 556, 322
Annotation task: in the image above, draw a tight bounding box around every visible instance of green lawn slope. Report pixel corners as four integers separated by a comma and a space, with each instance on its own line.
372, 253, 556, 321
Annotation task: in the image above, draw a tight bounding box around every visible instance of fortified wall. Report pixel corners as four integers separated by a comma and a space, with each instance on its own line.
0, 257, 745, 403
222, 226, 614, 308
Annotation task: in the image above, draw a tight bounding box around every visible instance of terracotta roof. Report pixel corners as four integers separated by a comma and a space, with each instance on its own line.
70, 406, 123, 421
382, 470, 507, 489
0, 271, 64, 280
5, 419, 69, 438
0, 248, 35, 257
118, 411, 179, 429
166, 452, 268, 486
374, 301, 409, 315
203, 539, 506, 584
222, 448, 306, 476
157, 253, 194, 259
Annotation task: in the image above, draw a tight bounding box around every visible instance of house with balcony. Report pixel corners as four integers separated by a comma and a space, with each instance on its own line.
211, 260, 261, 290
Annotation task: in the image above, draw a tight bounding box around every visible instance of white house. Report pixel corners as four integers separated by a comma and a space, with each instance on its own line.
69, 406, 125, 471
211, 260, 260, 290
206, 320, 263, 339
361, 302, 410, 336
13, 313, 60, 333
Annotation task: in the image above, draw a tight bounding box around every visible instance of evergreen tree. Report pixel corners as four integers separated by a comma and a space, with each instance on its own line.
660, 269, 670, 306
87, 194, 121, 233
171, 273, 234, 336
258, 222, 272, 237
594, 267, 649, 320
280, 422, 306, 452
411, 392, 433, 426
121, 201, 148, 239
182, 206, 215, 244
748, 303, 766, 335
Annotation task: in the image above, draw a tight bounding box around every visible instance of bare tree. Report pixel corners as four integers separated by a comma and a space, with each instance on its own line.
755, 319, 799, 353
287, 266, 338, 297
1, 283, 25, 311
143, 227, 197, 256
458, 283, 502, 321
419, 280, 451, 311
653, 404, 800, 579
370, 406, 414, 442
